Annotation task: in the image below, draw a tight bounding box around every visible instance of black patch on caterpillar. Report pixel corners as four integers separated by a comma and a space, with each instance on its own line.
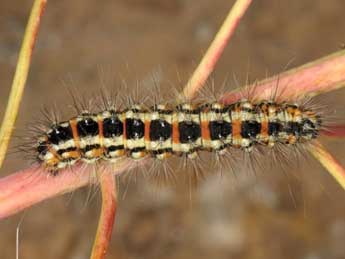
268, 122, 282, 136
47, 124, 73, 145
107, 145, 125, 152
82, 144, 101, 153
77, 117, 99, 137
149, 119, 172, 141
241, 121, 261, 139
37, 141, 48, 155
130, 147, 146, 153
103, 117, 123, 138
126, 118, 145, 139
285, 122, 302, 136
209, 121, 232, 140
57, 147, 77, 155
179, 121, 201, 143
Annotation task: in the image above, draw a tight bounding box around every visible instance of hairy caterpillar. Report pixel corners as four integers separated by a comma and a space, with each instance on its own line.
32, 95, 322, 173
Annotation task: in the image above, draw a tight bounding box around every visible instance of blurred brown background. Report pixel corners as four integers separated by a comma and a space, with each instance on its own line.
1, 0, 345, 258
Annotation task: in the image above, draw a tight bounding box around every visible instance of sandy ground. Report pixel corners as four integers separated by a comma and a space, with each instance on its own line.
1, 0, 345, 258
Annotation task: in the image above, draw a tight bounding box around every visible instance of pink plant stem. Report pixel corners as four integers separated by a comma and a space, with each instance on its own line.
91, 170, 116, 259
0, 161, 129, 220
221, 50, 345, 104
183, 0, 252, 100
321, 125, 345, 138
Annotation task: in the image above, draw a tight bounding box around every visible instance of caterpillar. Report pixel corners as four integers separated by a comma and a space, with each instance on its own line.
34, 98, 322, 172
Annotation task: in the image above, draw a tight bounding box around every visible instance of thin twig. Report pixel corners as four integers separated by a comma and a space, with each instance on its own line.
90, 170, 117, 259
0, 0, 47, 169
182, 0, 252, 100
310, 141, 345, 190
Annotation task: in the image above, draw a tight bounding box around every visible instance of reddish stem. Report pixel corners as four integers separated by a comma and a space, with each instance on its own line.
321, 125, 345, 138
0, 161, 129, 220
221, 50, 345, 104
91, 170, 117, 259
